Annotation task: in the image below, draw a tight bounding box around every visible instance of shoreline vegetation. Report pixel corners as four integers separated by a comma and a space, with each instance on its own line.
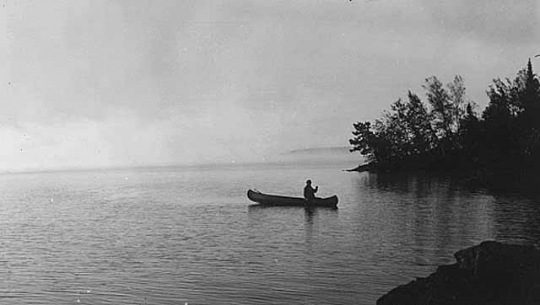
349, 61, 540, 302
349, 60, 540, 193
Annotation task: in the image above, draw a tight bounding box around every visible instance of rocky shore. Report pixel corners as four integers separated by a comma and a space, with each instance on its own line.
377, 241, 540, 305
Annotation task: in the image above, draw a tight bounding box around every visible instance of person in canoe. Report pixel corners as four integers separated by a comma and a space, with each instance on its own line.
303, 180, 319, 201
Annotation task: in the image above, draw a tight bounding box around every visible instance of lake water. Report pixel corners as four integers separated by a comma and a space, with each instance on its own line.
0, 161, 539, 304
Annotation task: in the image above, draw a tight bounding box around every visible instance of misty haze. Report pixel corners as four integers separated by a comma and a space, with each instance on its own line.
2, 1, 540, 304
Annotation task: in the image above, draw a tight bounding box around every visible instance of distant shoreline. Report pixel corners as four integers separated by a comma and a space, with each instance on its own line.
0, 158, 361, 176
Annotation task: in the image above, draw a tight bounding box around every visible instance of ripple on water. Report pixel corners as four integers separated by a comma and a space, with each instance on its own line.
0, 166, 538, 304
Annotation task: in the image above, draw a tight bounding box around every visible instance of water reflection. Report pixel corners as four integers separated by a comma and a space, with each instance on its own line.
304, 207, 314, 223
3, 165, 540, 305
352, 172, 498, 269
304, 208, 315, 253
492, 194, 540, 245
362, 172, 540, 251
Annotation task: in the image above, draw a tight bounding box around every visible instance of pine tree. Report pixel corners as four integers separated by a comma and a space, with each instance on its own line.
519, 59, 540, 131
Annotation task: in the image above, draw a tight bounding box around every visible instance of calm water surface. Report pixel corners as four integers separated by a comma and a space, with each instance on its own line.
0, 162, 539, 304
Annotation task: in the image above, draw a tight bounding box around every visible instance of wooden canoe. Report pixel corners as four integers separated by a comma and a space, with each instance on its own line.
247, 189, 338, 207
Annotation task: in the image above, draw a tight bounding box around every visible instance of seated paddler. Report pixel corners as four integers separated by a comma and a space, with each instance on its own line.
303, 179, 319, 201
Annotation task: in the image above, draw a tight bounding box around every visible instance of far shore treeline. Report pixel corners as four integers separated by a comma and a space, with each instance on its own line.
349, 59, 540, 191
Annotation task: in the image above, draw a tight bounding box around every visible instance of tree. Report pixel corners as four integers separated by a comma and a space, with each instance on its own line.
518, 59, 540, 130
350, 92, 437, 170
349, 61, 540, 190
459, 103, 479, 141
424, 76, 453, 139
349, 118, 403, 167
404, 91, 436, 155
447, 75, 467, 133
482, 78, 517, 162
349, 121, 376, 162
514, 59, 540, 168
458, 103, 481, 167
483, 79, 514, 122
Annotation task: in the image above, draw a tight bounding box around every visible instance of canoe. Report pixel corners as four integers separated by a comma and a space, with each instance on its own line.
247, 189, 338, 207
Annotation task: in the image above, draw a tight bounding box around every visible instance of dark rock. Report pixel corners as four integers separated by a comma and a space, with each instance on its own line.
377, 241, 540, 305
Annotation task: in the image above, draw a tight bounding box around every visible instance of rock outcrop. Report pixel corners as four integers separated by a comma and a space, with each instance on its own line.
377, 241, 540, 305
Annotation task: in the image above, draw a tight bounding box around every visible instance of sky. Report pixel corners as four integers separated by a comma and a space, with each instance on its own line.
1, 0, 539, 172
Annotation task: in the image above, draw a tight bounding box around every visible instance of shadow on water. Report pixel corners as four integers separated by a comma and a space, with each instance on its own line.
349, 171, 524, 268
304, 206, 315, 224
353, 171, 540, 257
246, 204, 338, 226
246, 204, 338, 224
304, 207, 315, 252
247, 204, 338, 212
492, 194, 540, 245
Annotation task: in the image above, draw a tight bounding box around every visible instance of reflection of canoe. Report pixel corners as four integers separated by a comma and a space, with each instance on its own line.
247, 189, 338, 207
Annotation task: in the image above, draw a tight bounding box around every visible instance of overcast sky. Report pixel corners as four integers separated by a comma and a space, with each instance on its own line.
1, 0, 539, 171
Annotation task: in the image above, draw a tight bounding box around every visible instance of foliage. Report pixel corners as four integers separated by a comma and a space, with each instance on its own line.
423, 76, 454, 139
350, 59, 540, 188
